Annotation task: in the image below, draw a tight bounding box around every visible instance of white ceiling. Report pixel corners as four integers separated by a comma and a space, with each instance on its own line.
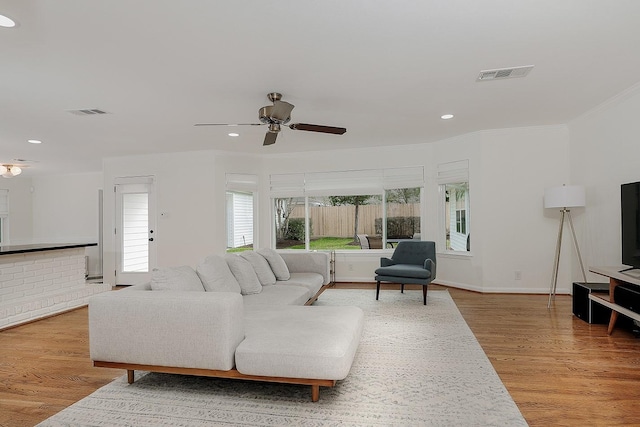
2, 0, 640, 176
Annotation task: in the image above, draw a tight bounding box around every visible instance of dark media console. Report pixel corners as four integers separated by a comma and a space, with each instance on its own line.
614, 282, 640, 313
589, 266, 640, 335
572, 282, 611, 324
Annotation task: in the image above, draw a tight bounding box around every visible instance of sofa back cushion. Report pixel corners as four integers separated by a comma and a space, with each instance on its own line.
225, 254, 262, 295
257, 248, 291, 281
150, 266, 205, 291
196, 255, 242, 293
240, 251, 277, 286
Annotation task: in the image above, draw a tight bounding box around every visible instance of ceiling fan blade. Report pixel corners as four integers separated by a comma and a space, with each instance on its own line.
194, 123, 262, 127
270, 101, 294, 122
263, 131, 278, 146
289, 123, 347, 135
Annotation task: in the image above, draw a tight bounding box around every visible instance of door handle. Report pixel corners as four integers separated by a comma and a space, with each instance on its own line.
149, 237, 154, 242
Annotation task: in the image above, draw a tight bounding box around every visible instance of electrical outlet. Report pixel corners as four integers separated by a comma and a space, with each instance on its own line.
515, 270, 522, 280
348, 264, 354, 271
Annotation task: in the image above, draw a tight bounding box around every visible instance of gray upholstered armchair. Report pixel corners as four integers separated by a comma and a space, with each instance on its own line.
374, 241, 436, 305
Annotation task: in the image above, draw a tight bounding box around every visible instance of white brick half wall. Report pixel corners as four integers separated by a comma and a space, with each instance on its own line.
0, 248, 111, 329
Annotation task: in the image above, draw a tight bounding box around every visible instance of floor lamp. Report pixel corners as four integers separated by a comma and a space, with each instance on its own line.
544, 185, 587, 308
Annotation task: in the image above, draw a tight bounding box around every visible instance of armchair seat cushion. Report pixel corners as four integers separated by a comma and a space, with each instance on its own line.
375, 264, 431, 280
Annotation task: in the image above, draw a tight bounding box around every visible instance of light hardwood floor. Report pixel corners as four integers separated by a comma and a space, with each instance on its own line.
1, 283, 639, 426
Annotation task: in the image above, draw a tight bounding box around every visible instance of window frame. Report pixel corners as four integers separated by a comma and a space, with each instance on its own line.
437, 160, 470, 254
225, 174, 258, 253
269, 167, 425, 251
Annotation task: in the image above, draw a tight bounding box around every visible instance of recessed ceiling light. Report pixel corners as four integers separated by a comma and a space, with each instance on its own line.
228, 133, 239, 137
441, 114, 454, 120
28, 139, 42, 144
0, 14, 16, 28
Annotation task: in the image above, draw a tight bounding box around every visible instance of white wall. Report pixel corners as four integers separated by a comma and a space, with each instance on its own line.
477, 126, 571, 293
569, 83, 640, 282
261, 126, 570, 293
13, 89, 639, 294
0, 177, 33, 244
30, 173, 103, 276
102, 150, 262, 286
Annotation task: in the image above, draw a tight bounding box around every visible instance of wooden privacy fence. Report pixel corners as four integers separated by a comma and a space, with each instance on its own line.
290, 203, 420, 238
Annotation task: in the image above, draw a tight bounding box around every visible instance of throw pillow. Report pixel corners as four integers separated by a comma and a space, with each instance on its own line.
150, 265, 205, 291
257, 248, 291, 280
196, 255, 242, 293
240, 251, 277, 286
224, 254, 262, 295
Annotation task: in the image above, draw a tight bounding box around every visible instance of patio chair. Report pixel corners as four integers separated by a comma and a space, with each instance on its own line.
374, 241, 436, 305
356, 234, 370, 249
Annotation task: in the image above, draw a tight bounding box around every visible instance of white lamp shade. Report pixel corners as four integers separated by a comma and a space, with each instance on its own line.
544, 185, 585, 208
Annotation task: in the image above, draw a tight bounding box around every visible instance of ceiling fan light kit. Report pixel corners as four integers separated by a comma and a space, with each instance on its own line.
195, 92, 347, 146
1, 165, 22, 178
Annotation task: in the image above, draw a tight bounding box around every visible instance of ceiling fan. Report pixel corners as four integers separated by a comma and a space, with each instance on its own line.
0, 164, 27, 178
195, 92, 347, 146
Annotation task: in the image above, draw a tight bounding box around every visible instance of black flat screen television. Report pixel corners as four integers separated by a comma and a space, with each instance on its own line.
621, 181, 640, 269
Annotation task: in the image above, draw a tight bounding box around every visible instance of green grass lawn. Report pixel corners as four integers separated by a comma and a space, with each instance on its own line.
227, 237, 362, 252
287, 237, 361, 250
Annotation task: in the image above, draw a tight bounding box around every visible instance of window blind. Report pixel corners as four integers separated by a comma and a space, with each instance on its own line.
269, 173, 305, 197
226, 173, 258, 192
270, 166, 424, 197
437, 160, 469, 184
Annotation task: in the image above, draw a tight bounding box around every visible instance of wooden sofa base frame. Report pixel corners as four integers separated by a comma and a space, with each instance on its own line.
304, 283, 331, 306
94, 361, 336, 402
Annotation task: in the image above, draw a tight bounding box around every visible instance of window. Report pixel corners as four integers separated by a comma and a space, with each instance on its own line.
226, 174, 257, 253
270, 167, 423, 250
226, 191, 254, 251
438, 161, 470, 252
385, 187, 421, 242
456, 209, 466, 234
273, 197, 306, 249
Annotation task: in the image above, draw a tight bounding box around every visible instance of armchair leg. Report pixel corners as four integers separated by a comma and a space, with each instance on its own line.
401, 284, 404, 293
376, 281, 381, 300
423, 285, 428, 305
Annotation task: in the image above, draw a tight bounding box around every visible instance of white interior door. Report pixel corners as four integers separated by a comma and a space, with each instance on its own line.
115, 179, 156, 285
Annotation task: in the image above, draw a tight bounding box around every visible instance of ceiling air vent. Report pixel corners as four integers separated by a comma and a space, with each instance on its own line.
476, 65, 534, 82
67, 108, 110, 116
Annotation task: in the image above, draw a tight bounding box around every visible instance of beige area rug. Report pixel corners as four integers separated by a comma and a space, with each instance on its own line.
38, 289, 527, 426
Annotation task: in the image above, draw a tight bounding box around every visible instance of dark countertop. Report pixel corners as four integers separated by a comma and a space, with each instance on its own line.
0, 242, 97, 256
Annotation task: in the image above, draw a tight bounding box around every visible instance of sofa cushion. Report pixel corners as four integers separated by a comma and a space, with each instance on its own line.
242, 284, 311, 307
240, 251, 277, 286
257, 248, 290, 281
280, 272, 324, 297
150, 266, 205, 291
196, 255, 242, 293
225, 254, 262, 295
237, 305, 364, 380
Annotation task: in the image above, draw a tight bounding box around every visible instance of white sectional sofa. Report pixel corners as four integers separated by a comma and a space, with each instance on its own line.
89, 250, 364, 402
